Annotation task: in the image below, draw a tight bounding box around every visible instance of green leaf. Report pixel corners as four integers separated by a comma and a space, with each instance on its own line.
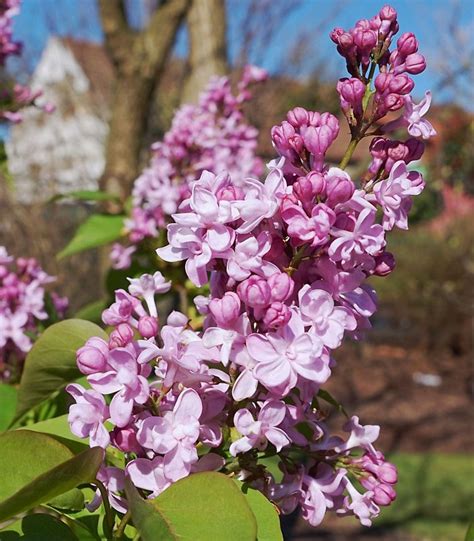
0, 431, 104, 522
0, 385, 17, 431
0, 431, 73, 503
317, 389, 348, 417
49, 190, 120, 204
13, 319, 107, 425
466, 521, 474, 541
57, 214, 125, 259
0, 513, 79, 540
75, 300, 107, 325
238, 483, 283, 541
126, 472, 258, 541
48, 488, 85, 512
24, 415, 89, 454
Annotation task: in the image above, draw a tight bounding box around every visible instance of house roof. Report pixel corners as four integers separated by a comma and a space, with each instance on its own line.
59, 37, 115, 104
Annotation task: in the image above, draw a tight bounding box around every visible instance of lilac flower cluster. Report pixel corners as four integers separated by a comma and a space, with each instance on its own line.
110, 66, 267, 270
69, 5, 435, 528
0, 0, 21, 65
0, 247, 68, 381
0, 0, 54, 123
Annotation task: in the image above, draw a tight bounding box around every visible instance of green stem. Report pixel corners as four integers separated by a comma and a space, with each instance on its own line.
95, 479, 115, 541
114, 509, 132, 540
286, 245, 307, 275
339, 137, 359, 170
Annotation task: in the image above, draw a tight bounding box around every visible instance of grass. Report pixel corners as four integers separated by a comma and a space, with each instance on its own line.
375, 453, 474, 541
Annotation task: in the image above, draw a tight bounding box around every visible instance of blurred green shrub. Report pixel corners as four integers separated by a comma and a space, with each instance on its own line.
373, 216, 473, 353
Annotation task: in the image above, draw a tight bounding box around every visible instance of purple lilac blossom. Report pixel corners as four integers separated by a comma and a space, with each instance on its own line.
68, 4, 435, 529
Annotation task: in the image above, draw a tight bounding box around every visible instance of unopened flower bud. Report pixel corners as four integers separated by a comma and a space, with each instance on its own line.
209, 291, 241, 328
405, 138, 425, 162
138, 316, 158, 338
370, 137, 388, 160
268, 272, 295, 302
404, 52, 426, 74
388, 74, 414, 95
397, 32, 418, 56
109, 323, 134, 348
77, 337, 109, 375
353, 26, 377, 52
237, 276, 271, 309
112, 425, 142, 454
373, 252, 395, 276
325, 170, 355, 207
263, 302, 291, 329
287, 107, 309, 128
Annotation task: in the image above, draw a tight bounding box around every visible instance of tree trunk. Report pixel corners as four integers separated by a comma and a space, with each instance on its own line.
99, 0, 191, 201
182, 0, 228, 103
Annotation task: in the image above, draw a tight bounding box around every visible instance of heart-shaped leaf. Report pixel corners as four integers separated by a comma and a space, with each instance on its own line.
0, 430, 104, 522
238, 483, 283, 541
58, 214, 125, 259
126, 472, 258, 541
13, 320, 107, 425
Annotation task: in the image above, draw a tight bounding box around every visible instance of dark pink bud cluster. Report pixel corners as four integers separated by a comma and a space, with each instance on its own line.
331, 5, 429, 126
271, 107, 339, 172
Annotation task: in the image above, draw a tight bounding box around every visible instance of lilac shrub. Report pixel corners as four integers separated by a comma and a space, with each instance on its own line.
0, 0, 53, 123
0, 247, 68, 381
110, 66, 267, 269
69, 5, 435, 529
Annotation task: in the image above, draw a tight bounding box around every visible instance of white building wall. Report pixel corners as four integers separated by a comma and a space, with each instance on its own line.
5, 38, 110, 203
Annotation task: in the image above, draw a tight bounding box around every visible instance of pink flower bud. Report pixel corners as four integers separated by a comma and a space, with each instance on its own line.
384, 93, 404, 111
112, 425, 142, 454
293, 176, 314, 205
338, 77, 366, 106
287, 107, 310, 128
388, 74, 414, 95
404, 53, 426, 74
237, 276, 271, 309
387, 141, 409, 162
375, 72, 392, 93
109, 323, 134, 348
268, 272, 295, 302
405, 138, 425, 162
138, 316, 158, 338
330, 27, 344, 44
77, 337, 109, 375
397, 32, 418, 56
263, 302, 291, 329
209, 291, 241, 328
325, 172, 355, 207
353, 26, 377, 52
339, 31, 354, 52
373, 252, 395, 276
370, 137, 388, 160
379, 4, 397, 22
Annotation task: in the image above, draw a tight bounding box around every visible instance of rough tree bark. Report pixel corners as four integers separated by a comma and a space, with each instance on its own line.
181, 0, 228, 104
99, 0, 190, 201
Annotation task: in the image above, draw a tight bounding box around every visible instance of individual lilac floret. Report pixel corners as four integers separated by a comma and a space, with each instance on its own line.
87, 347, 150, 428
372, 160, 425, 230
230, 400, 290, 456
66, 383, 110, 448
137, 388, 202, 481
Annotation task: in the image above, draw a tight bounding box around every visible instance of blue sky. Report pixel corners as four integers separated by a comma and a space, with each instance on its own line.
7, 0, 474, 106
